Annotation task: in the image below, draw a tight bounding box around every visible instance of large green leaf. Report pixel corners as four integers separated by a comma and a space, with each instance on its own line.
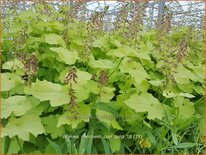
44, 33, 66, 47
74, 70, 92, 85
74, 84, 90, 103
1, 73, 23, 92
192, 65, 205, 83
50, 21, 66, 31
2, 110, 45, 141
88, 55, 114, 69
174, 64, 197, 84
100, 87, 115, 103
59, 70, 96, 102
162, 86, 195, 98
107, 46, 136, 58
173, 97, 195, 119
136, 52, 151, 61
2, 96, 39, 119
96, 109, 122, 130
92, 36, 108, 49
2, 59, 24, 70
41, 115, 65, 139
50, 47, 79, 65
109, 37, 122, 47
85, 80, 100, 94
57, 103, 91, 128
24, 80, 70, 107
163, 91, 195, 98
120, 57, 150, 85
125, 93, 166, 120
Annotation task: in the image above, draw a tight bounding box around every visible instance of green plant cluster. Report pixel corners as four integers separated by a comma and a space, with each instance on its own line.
1, 3, 205, 154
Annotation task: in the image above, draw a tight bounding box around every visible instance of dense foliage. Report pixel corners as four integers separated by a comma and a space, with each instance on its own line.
1, 2, 205, 154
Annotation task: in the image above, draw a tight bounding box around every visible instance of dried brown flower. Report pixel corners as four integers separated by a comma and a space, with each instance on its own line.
65, 67, 78, 84
99, 70, 108, 85
17, 53, 38, 83
177, 38, 188, 62
65, 67, 79, 112
68, 88, 79, 112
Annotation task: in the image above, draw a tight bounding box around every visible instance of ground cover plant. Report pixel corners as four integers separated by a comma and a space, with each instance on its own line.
1, 1, 205, 154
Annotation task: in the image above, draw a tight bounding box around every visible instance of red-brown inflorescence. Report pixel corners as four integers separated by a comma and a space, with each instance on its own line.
177, 38, 188, 63
65, 67, 78, 85
99, 70, 109, 86
65, 67, 79, 112
17, 53, 38, 85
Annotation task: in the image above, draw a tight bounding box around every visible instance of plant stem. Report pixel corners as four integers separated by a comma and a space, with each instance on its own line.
91, 86, 103, 108
109, 58, 124, 78
90, 58, 124, 107
91, 57, 125, 106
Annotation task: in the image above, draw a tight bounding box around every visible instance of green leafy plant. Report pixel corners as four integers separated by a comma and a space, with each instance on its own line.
1, 1, 205, 154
